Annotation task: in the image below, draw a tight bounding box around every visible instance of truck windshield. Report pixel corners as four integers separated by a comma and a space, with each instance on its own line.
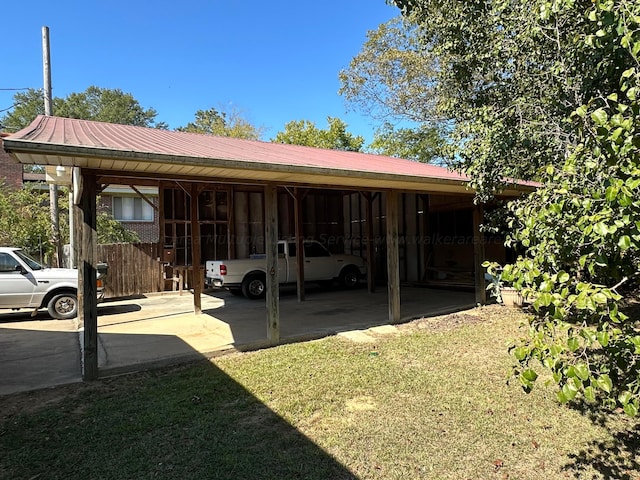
14, 250, 43, 270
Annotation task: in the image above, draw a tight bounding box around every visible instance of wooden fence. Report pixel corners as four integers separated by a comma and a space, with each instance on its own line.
97, 243, 165, 298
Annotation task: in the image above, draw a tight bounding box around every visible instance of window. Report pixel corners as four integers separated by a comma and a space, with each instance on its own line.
0, 253, 20, 273
113, 197, 154, 222
304, 242, 330, 257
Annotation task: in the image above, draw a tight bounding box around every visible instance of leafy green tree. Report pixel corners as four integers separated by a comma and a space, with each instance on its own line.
177, 106, 264, 140
369, 122, 445, 163
339, 17, 444, 162
476, 0, 640, 417
347, 1, 629, 200
0, 184, 140, 258
0, 86, 167, 133
272, 117, 364, 151
0, 183, 53, 258
339, 17, 438, 125
96, 212, 140, 244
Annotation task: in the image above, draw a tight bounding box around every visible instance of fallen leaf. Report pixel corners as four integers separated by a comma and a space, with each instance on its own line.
493, 459, 504, 471
532, 440, 540, 449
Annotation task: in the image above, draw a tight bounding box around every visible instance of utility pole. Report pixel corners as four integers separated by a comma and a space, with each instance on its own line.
42, 26, 63, 267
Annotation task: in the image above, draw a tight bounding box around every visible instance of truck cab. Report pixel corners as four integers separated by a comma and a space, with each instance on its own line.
206, 240, 366, 299
0, 247, 105, 319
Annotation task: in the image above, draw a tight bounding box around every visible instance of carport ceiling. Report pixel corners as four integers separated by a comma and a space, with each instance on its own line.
4, 116, 531, 194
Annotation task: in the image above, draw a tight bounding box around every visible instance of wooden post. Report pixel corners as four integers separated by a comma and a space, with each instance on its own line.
265, 184, 280, 343
473, 203, 487, 304
76, 171, 98, 380
362, 192, 376, 293
386, 191, 401, 323
294, 188, 305, 302
190, 183, 202, 315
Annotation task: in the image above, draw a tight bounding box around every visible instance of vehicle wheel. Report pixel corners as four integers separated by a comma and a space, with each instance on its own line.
339, 267, 360, 289
228, 288, 243, 296
47, 292, 78, 319
242, 274, 266, 300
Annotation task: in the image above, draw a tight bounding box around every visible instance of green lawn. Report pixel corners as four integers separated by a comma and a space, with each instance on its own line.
1, 305, 637, 479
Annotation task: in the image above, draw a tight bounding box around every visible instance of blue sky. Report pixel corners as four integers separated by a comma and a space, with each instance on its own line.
1, 1, 399, 144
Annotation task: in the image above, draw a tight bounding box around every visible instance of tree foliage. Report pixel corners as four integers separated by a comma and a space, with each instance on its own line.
0, 86, 166, 132
339, 17, 445, 163
351, 0, 632, 199
478, 0, 640, 416
0, 183, 53, 259
0, 184, 140, 260
369, 122, 445, 163
176, 106, 264, 140
96, 212, 140, 244
272, 117, 364, 151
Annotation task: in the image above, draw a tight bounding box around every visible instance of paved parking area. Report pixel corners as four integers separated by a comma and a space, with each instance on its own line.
0, 286, 476, 395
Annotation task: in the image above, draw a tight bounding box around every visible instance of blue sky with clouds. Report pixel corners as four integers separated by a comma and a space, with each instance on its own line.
1, 1, 399, 143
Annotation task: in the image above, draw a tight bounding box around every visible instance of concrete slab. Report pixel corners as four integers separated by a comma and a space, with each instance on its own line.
0, 286, 476, 395
0, 316, 81, 395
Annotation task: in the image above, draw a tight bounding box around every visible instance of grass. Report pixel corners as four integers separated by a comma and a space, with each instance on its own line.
1, 305, 638, 479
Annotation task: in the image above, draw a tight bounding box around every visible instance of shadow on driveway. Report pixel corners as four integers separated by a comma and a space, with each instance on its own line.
0, 330, 358, 479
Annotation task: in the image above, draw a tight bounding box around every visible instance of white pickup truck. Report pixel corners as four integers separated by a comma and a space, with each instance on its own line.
0, 247, 105, 319
206, 240, 367, 299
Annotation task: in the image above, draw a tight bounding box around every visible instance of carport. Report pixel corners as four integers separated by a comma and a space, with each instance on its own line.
3, 115, 531, 381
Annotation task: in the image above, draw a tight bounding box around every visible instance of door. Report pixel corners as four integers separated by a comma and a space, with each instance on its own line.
0, 252, 37, 308
302, 242, 334, 281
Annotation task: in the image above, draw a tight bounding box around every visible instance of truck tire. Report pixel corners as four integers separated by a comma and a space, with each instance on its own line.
339, 266, 360, 289
242, 273, 266, 300
47, 292, 78, 319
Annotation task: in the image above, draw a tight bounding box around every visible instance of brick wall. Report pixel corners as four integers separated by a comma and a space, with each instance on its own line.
0, 137, 23, 189
98, 194, 159, 243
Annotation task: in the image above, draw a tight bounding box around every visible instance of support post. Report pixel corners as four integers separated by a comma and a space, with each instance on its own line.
265, 184, 280, 343
473, 203, 487, 304
386, 191, 401, 323
294, 188, 305, 302
362, 192, 376, 293
76, 171, 98, 380
190, 183, 202, 315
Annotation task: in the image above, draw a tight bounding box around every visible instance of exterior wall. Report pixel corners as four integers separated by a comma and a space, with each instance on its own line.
341, 192, 507, 286
98, 194, 159, 243
0, 138, 24, 189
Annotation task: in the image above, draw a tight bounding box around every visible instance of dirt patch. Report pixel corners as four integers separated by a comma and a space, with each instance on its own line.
398, 312, 483, 333
398, 304, 526, 333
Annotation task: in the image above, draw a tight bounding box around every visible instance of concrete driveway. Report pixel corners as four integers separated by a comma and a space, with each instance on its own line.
0, 286, 476, 395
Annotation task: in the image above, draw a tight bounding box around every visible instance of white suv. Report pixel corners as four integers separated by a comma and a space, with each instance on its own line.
0, 247, 105, 319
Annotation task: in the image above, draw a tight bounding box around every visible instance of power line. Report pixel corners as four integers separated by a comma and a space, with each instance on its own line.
0, 87, 32, 91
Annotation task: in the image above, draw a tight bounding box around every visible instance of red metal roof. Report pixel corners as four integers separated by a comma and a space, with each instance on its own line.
9, 115, 466, 180
4, 116, 536, 194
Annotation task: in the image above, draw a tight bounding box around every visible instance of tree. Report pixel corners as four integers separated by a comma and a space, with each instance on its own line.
346, 1, 626, 200
369, 122, 445, 163
177, 106, 264, 140
0, 183, 53, 259
96, 212, 140, 244
382, 0, 640, 417
0, 184, 140, 260
272, 117, 364, 151
339, 17, 445, 163
0, 86, 167, 132
490, 0, 640, 417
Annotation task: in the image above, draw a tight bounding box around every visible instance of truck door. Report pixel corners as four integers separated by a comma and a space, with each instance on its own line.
277, 242, 291, 283
283, 242, 298, 282
303, 242, 334, 281
0, 252, 37, 308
